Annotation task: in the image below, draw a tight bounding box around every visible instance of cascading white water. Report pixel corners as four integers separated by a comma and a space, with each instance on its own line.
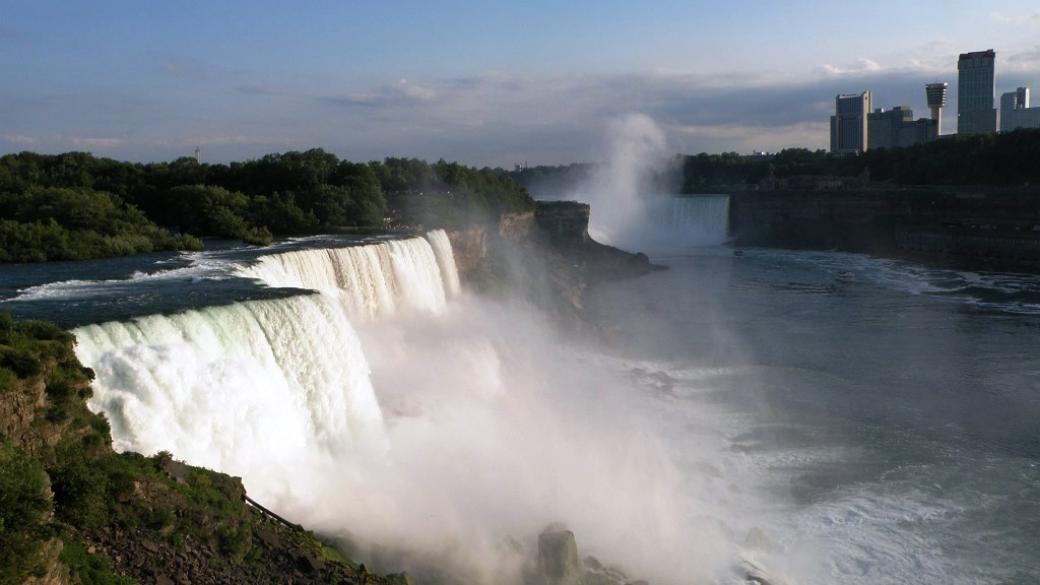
73, 231, 461, 483
424, 229, 461, 297
588, 194, 732, 251
236, 230, 457, 319
665, 195, 730, 244
73, 294, 386, 476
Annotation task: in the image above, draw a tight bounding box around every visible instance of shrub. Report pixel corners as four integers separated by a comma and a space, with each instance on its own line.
0, 346, 42, 378
49, 445, 108, 529
59, 537, 135, 585
0, 442, 53, 584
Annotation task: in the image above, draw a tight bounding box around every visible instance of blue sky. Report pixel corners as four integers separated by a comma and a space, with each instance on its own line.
3, 1, 1040, 166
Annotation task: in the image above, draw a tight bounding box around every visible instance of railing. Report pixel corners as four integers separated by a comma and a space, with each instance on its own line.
242, 494, 303, 531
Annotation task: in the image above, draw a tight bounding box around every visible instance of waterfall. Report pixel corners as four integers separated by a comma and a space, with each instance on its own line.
590, 194, 731, 251
73, 294, 386, 476
73, 230, 461, 478
665, 196, 729, 245
236, 230, 458, 319
425, 229, 461, 297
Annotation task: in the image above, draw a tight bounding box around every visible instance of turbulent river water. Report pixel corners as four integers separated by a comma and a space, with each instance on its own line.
1, 224, 1039, 584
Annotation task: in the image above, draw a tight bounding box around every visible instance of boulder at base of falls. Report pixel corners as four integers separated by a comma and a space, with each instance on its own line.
537, 526, 582, 585
527, 524, 651, 585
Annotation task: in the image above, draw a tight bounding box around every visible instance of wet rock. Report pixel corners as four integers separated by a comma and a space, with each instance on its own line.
581, 573, 620, 585
742, 559, 775, 585
582, 556, 603, 571
744, 527, 781, 553
256, 524, 282, 548
296, 550, 324, 574
157, 453, 192, 484
538, 527, 581, 585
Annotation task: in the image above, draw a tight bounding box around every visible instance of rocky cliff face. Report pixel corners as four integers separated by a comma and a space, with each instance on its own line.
730, 187, 1040, 272
446, 202, 663, 327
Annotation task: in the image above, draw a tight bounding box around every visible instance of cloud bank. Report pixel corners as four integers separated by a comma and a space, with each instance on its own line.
3, 47, 1040, 166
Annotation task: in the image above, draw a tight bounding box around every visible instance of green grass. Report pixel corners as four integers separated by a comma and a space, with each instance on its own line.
59, 537, 136, 585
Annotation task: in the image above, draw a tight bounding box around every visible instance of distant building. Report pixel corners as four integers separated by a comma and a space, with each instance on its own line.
901, 117, 939, 145
957, 50, 997, 135
868, 106, 912, 150
868, 106, 939, 150
830, 92, 871, 154
925, 82, 948, 135
1000, 87, 1040, 132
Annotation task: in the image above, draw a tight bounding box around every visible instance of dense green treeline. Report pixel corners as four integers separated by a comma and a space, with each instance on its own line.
0, 150, 534, 262
0, 188, 204, 263
512, 129, 1040, 195
680, 130, 1040, 191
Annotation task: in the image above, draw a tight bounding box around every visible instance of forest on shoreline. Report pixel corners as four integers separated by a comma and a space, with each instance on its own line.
0, 150, 533, 263
513, 128, 1040, 195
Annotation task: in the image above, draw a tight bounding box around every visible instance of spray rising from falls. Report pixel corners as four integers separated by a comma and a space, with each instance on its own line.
573, 114, 731, 251
72, 229, 745, 584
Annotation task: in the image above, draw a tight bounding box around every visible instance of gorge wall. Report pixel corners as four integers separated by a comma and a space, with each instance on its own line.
446, 202, 662, 326
730, 188, 1040, 272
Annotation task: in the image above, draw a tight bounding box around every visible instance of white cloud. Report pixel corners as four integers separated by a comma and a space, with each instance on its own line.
2, 134, 126, 149
670, 122, 829, 152
64, 136, 127, 149
2, 134, 39, 146
991, 12, 1040, 27
6, 44, 1040, 165
816, 58, 883, 76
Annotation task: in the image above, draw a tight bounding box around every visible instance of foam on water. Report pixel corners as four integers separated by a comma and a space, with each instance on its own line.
11, 254, 236, 301
743, 247, 1040, 315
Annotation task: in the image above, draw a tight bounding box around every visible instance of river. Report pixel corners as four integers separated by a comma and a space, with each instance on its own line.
2, 229, 1038, 584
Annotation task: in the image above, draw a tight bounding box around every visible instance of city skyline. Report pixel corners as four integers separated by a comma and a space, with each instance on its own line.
829, 47, 1040, 154
3, 1, 1040, 166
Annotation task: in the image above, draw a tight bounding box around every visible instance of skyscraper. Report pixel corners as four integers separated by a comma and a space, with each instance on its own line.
925, 82, 948, 135
957, 50, 997, 135
830, 91, 871, 154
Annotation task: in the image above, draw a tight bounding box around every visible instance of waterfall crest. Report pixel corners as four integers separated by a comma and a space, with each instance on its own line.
236, 230, 458, 318
664, 196, 730, 245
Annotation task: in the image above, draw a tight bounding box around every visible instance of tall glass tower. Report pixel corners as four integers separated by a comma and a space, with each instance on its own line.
957, 50, 997, 135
